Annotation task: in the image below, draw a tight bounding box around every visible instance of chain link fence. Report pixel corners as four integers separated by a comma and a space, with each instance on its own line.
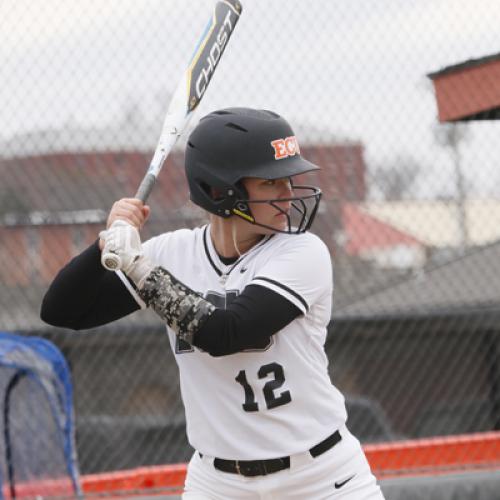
1, 0, 499, 479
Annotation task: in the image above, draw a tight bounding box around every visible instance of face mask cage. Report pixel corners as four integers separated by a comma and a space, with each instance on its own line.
233, 185, 322, 234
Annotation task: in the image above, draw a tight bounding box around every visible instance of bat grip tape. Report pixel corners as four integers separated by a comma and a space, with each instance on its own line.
135, 173, 156, 203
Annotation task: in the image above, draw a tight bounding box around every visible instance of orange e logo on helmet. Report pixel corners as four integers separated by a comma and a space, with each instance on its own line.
270, 136, 300, 160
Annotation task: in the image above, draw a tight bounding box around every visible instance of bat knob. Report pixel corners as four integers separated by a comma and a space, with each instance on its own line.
102, 252, 122, 271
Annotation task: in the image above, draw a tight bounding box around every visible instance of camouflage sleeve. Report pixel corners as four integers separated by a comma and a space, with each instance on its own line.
138, 267, 215, 345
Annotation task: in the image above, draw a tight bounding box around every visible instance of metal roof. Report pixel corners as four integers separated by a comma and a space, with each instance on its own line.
335, 240, 500, 320
428, 52, 500, 79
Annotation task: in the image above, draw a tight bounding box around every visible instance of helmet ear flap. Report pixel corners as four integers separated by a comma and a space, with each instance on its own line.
233, 179, 248, 199
230, 180, 255, 222
194, 177, 249, 218
208, 186, 237, 218
232, 199, 254, 223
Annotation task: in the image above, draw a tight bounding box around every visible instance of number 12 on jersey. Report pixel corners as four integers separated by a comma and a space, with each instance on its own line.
235, 362, 292, 412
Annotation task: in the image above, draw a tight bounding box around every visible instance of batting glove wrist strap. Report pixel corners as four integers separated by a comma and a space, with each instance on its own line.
126, 255, 156, 289
138, 267, 215, 344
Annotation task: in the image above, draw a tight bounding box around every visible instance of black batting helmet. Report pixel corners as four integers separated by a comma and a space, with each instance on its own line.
185, 107, 322, 234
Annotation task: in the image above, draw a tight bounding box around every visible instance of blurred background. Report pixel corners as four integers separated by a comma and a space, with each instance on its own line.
1, 0, 499, 482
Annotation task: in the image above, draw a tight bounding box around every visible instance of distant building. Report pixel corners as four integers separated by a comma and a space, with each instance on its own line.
428, 52, 500, 122
363, 200, 500, 249
0, 142, 376, 293
340, 203, 426, 270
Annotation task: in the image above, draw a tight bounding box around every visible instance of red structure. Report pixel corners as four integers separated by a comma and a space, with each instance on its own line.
0, 143, 369, 286
428, 52, 500, 122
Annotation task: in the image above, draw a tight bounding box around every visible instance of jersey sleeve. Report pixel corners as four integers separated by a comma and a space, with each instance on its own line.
40, 240, 141, 329
250, 233, 333, 314
193, 284, 302, 356
142, 233, 169, 261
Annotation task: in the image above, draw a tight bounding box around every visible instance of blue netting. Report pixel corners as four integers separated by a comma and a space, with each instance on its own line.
0, 332, 81, 499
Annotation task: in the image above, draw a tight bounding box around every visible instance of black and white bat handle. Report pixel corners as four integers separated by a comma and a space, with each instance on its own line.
134, 173, 157, 203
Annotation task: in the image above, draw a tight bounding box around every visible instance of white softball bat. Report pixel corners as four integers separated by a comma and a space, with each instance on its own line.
102, 0, 243, 271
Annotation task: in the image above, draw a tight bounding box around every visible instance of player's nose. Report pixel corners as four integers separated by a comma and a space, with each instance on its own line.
277, 178, 293, 198
275, 181, 293, 213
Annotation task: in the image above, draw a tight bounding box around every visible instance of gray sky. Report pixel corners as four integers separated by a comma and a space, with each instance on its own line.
2, 0, 500, 198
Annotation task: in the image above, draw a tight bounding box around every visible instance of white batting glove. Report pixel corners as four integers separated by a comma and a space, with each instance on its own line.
100, 220, 154, 288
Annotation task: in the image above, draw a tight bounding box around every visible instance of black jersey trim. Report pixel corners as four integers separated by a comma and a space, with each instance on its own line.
203, 226, 223, 276
253, 276, 309, 312
203, 225, 276, 279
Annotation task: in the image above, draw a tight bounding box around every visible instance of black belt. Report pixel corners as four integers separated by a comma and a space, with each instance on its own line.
209, 430, 341, 477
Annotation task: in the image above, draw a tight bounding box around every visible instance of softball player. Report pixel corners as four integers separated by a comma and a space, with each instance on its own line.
42, 108, 385, 499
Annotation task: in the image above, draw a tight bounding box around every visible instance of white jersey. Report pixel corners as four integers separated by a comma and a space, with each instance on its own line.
128, 224, 347, 460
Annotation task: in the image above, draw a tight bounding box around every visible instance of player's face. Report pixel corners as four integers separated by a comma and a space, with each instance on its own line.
242, 177, 293, 233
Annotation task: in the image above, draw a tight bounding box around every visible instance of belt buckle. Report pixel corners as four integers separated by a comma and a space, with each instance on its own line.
236, 460, 266, 477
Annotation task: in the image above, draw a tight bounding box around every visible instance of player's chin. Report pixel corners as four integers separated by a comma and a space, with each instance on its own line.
250, 213, 290, 234
252, 218, 285, 234
270, 213, 289, 232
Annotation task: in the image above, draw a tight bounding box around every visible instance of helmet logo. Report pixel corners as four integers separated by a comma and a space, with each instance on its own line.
270, 136, 300, 160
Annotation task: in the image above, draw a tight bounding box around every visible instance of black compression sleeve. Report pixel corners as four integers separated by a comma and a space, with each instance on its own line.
192, 284, 301, 356
40, 240, 140, 330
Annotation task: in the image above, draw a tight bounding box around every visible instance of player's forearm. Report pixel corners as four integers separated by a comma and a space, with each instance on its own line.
136, 267, 300, 356
138, 267, 215, 344
98, 221, 219, 342
40, 240, 139, 329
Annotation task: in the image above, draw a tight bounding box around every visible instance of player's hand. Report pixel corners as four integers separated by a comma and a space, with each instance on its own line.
99, 220, 143, 273
99, 198, 150, 250
99, 221, 154, 286
107, 198, 150, 229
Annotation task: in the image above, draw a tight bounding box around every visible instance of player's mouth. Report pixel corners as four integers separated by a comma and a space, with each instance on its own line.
274, 202, 291, 217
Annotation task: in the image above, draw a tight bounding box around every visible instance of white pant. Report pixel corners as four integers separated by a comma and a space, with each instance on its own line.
183, 425, 385, 499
